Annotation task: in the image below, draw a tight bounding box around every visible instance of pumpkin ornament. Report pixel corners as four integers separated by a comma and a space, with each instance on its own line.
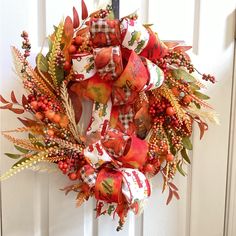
0, 1, 218, 231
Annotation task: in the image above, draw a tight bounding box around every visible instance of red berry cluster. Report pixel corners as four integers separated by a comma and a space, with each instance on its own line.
28, 94, 60, 113
158, 50, 194, 73
56, 50, 65, 67
58, 159, 80, 180
202, 73, 216, 83
93, 5, 112, 18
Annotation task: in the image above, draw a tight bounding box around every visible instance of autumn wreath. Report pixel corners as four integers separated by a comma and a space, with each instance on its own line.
0, 1, 218, 230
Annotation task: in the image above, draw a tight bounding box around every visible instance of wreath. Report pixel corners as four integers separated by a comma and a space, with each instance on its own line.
0, 1, 218, 231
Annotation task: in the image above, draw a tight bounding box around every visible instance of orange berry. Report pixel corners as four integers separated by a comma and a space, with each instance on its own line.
45, 110, 55, 120
47, 129, 54, 136
35, 112, 44, 120
59, 116, 69, 128
30, 101, 38, 110
183, 95, 192, 104
53, 114, 61, 123
69, 172, 78, 181
68, 44, 77, 54
172, 87, 180, 96
166, 153, 174, 162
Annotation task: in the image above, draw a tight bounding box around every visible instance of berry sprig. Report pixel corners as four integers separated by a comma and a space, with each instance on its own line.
202, 73, 216, 83
20, 31, 31, 73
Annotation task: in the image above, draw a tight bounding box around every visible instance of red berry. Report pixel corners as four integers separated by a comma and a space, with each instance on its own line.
144, 164, 154, 173
64, 61, 71, 71
63, 163, 68, 169
69, 172, 78, 180
68, 45, 77, 54
75, 36, 83, 45
166, 107, 175, 116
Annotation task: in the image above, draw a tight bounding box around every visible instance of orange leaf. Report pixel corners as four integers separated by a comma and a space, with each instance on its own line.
11, 91, 18, 104
73, 7, 80, 29
64, 16, 74, 39
81, 0, 88, 20
0, 95, 9, 104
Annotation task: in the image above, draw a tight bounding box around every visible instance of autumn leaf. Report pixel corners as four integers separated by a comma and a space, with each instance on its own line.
182, 136, 193, 150
11, 91, 18, 104
181, 148, 191, 164
73, 7, 80, 29
81, 0, 88, 20
173, 191, 180, 200
173, 46, 192, 52
166, 188, 173, 205
9, 107, 25, 114
21, 95, 28, 107
4, 153, 21, 159
0, 103, 13, 109
194, 91, 210, 100
169, 182, 179, 191
0, 95, 10, 104
64, 16, 74, 39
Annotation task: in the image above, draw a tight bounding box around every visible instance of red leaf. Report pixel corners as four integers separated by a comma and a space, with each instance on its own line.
81, 0, 88, 20
0, 103, 13, 109
169, 182, 179, 191
166, 188, 173, 205
22, 95, 28, 107
64, 16, 74, 39
11, 91, 18, 104
73, 7, 80, 29
173, 46, 192, 52
173, 191, 180, 200
0, 95, 9, 104
9, 108, 25, 114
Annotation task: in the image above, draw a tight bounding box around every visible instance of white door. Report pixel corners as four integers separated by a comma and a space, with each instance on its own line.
0, 0, 235, 236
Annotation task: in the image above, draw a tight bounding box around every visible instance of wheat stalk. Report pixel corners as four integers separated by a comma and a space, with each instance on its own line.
60, 82, 82, 143
48, 21, 64, 89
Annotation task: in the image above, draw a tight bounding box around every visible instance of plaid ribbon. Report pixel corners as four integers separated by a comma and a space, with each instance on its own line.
90, 19, 115, 45
118, 110, 134, 131
80, 165, 97, 188
94, 46, 120, 80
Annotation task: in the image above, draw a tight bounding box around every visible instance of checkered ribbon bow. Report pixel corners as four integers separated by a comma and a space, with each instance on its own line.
80, 165, 97, 188
90, 19, 115, 45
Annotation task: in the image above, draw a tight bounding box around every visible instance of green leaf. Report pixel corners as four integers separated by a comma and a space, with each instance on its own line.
172, 68, 196, 83
193, 91, 210, 100
182, 137, 193, 150
28, 133, 44, 147
193, 101, 201, 109
189, 82, 200, 91
177, 161, 186, 176
12, 157, 28, 168
55, 67, 65, 84
4, 153, 21, 159
36, 53, 49, 73
14, 145, 29, 154
181, 148, 191, 164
